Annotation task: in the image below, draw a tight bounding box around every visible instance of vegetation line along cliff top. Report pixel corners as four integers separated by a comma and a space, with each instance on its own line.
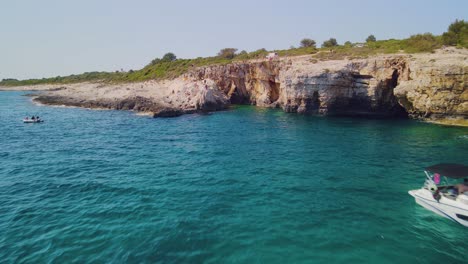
1, 20, 467, 87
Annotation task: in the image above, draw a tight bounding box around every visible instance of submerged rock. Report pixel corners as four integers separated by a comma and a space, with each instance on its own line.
152, 108, 185, 118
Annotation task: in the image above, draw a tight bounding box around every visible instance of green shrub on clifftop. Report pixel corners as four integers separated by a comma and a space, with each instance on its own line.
217, 48, 238, 59
442, 19, 468, 47
404, 33, 441, 53
162, 52, 177, 62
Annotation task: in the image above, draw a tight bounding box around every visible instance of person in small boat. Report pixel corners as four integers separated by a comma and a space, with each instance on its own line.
456, 179, 468, 195
25, 116, 29, 120
31, 116, 35, 120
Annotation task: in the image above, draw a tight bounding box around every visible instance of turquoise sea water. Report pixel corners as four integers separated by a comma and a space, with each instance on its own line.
0, 91, 467, 263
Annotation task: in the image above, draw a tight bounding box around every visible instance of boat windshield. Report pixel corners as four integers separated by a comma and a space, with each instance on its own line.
424, 170, 466, 186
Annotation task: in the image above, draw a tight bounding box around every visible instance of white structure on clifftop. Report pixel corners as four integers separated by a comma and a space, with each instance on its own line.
266, 52, 279, 61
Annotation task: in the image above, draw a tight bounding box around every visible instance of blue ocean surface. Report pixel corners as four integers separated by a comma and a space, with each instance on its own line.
0, 91, 467, 263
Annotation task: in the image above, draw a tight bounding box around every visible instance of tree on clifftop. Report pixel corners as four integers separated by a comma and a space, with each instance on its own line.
321, 38, 338, 48
366, 34, 376, 42
218, 48, 238, 59
162, 52, 177, 62
442, 19, 468, 47
300, 38, 316, 48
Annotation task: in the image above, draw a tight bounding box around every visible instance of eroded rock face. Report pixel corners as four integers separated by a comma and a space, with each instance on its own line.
185, 56, 411, 118
184, 48, 466, 122
184, 61, 281, 107
394, 48, 467, 121
277, 57, 410, 118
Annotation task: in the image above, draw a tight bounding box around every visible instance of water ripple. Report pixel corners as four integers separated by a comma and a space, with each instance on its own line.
0, 93, 467, 263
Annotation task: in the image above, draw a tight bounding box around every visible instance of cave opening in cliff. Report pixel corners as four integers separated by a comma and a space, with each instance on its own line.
390, 69, 399, 88
311, 91, 320, 112
383, 69, 409, 118
229, 86, 249, 104
268, 81, 280, 103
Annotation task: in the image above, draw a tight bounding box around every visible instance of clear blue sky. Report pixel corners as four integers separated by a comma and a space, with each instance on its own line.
0, 0, 466, 80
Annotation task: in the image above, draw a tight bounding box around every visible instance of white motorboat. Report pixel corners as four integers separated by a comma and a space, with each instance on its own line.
23, 119, 44, 123
409, 163, 468, 227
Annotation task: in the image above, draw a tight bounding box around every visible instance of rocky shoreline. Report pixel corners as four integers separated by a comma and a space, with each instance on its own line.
2, 48, 467, 125
18, 79, 229, 117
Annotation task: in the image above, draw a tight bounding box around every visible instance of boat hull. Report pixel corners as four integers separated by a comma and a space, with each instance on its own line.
23, 120, 44, 123
409, 189, 468, 227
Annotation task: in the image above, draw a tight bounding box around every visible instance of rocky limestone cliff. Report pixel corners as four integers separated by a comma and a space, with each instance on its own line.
22, 48, 467, 124
184, 48, 466, 122
394, 49, 467, 121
